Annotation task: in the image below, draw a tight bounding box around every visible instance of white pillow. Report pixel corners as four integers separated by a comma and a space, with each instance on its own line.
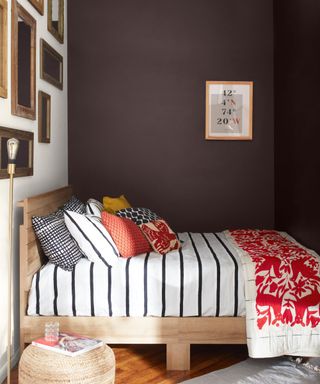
64, 210, 119, 267
85, 198, 104, 218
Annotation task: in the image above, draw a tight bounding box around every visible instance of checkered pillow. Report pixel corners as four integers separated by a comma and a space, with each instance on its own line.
32, 211, 83, 271
63, 195, 86, 214
116, 207, 161, 225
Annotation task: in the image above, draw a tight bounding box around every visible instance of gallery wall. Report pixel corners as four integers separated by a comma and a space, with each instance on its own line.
68, 0, 275, 232
0, 1, 68, 380
274, 0, 320, 253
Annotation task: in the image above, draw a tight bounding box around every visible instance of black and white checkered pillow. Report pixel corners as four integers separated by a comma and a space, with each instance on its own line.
32, 211, 83, 271
63, 195, 86, 214
116, 207, 161, 225
86, 198, 104, 218
64, 210, 120, 267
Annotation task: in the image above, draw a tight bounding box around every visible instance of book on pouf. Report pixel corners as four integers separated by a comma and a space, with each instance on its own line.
32, 332, 104, 356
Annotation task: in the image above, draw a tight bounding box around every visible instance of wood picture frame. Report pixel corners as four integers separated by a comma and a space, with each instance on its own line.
47, 0, 64, 44
0, 0, 8, 98
28, 0, 44, 15
205, 81, 253, 140
0, 126, 34, 179
11, 0, 36, 120
40, 38, 63, 90
38, 91, 51, 143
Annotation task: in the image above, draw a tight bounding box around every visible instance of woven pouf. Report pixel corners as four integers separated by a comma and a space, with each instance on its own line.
19, 344, 115, 384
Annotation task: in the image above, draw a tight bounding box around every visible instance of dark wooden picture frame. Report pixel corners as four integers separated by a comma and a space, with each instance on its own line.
0, 0, 8, 98
38, 91, 51, 143
40, 38, 63, 90
11, 0, 36, 119
28, 0, 44, 15
47, 0, 64, 43
0, 127, 34, 179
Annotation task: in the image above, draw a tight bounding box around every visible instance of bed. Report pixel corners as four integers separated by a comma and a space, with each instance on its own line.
19, 186, 247, 370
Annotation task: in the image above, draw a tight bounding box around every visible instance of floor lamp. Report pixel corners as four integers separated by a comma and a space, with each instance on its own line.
7, 138, 19, 384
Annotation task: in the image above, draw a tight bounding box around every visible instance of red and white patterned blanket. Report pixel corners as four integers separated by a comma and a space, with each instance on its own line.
226, 229, 320, 357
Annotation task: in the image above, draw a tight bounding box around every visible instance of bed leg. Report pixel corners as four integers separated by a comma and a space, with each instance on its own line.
166, 343, 190, 370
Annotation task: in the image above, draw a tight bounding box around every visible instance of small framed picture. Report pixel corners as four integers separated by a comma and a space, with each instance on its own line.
40, 39, 63, 90
38, 91, 51, 143
205, 81, 253, 140
0, 126, 34, 179
28, 0, 44, 15
48, 0, 64, 44
11, 1, 37, 119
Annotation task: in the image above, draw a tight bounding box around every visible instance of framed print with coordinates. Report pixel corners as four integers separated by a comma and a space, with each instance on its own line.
205, 81, 253, 140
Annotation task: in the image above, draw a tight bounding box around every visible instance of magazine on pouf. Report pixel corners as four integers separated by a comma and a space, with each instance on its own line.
32, 332, 104, 356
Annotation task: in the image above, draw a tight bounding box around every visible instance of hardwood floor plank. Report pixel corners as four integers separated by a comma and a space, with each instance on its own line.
4, 344, 248, 384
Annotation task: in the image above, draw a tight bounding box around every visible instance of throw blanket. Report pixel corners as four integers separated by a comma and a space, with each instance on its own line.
226, 229, 320, 358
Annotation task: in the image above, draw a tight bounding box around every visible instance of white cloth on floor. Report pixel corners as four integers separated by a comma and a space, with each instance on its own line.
182, 357, 320, 384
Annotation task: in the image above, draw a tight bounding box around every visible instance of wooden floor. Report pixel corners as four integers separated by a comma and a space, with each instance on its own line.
5, 344, 248, 384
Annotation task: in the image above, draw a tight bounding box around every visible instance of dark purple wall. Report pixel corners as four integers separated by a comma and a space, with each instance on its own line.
274, 0, 320, 253
68, 0, 274, 232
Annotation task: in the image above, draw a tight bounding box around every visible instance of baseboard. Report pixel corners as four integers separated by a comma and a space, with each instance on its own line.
0, 348, 20, 384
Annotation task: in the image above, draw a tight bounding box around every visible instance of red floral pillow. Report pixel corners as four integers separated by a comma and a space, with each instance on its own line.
139, 219, 181, 255
101, 211, 152, 258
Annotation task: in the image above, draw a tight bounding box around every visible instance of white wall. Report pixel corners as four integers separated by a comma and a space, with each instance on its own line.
0, 1, 68, 380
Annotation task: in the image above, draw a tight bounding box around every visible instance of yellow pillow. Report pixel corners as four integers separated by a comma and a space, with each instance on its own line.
103, 195, 131, 214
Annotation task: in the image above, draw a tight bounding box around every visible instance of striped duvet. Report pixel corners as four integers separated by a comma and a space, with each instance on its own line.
28, 232, 245, 317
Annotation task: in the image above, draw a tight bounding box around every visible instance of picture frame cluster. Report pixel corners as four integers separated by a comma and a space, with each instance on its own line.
0, 0, 65, 178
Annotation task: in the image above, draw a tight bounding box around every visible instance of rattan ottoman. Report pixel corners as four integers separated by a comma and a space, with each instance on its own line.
19, 344, 115, 384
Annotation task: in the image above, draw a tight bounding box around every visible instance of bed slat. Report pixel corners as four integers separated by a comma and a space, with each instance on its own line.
22, 316, 246, 345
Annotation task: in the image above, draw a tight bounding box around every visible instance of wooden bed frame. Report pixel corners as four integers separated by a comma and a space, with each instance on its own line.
19, 186, 246, 370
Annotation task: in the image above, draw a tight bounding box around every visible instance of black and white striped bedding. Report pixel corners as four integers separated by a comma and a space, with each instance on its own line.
28, 232, 245, 317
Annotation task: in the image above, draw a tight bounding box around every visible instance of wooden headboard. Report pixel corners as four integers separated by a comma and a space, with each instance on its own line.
18, 186, 73, 317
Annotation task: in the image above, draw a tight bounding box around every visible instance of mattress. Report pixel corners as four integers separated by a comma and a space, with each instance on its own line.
27, 232, 245, 317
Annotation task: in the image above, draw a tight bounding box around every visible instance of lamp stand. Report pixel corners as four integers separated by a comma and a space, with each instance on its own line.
7, 164, 15, 384
6, 136, 19, 384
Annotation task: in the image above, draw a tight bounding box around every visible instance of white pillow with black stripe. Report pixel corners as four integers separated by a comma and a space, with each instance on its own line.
86, 198, 104, 218
64, 210, 120, 267
32, 211, 84, 271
